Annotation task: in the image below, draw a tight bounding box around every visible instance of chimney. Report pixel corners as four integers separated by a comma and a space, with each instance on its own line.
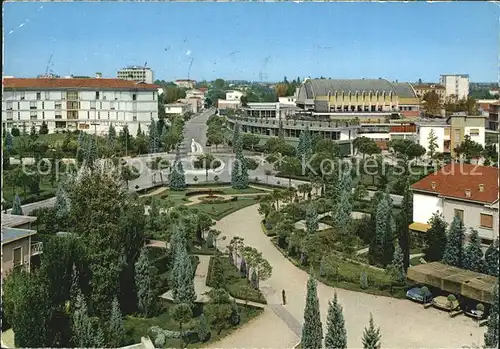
465, 189, 472, 198
479, 184, 484, 192
431, 181, 437, 189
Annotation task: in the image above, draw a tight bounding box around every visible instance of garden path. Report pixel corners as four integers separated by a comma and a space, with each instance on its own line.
211, 204, 486, 348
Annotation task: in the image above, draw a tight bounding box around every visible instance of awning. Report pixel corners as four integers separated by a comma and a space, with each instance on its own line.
409, 222, 430, 233
407, 262, 497, 304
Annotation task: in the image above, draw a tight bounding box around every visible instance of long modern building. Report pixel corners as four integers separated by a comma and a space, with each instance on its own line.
2, 77, 159, 136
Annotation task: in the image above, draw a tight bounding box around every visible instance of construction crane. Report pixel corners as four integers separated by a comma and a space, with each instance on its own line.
187, 57, 195, 81
45, 53, 53, 76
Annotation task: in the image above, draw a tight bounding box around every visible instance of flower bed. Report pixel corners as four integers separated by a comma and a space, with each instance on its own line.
199, 195, 238, 204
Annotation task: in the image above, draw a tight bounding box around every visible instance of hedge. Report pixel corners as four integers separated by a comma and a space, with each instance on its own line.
185, 190, 225, 197
260, 221, 276, 237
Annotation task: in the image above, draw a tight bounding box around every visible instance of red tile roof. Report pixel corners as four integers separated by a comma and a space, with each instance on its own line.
411, 163, 499, 204
198, 87, 208, 92
3, 78, 159, 90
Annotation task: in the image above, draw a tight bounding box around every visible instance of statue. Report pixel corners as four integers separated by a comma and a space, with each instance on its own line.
191, 139, 197, 153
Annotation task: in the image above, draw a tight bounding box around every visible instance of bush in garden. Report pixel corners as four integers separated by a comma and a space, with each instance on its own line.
359, 271, 368, 289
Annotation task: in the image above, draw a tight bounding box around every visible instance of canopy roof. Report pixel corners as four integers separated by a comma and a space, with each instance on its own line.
407, 262, 497, 304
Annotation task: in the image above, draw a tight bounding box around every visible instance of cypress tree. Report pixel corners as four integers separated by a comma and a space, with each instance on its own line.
197, 314, 211, 342
5, 131, 13, 152
484, 282, 499, 348
108, 296, 125, 348
171, 242, 196, 306
324, 292, 347, 349
399, 175, 412, 269
423, 213, 448, 262
387, 243, 406, 284
55, 185, 70, 222
442, 216, 465, 268
108, 123, 116, 140
369, 193, 394, 266
231, 137, 249, 189
149, 118, 159, 153
11, 194, 23, 215
361, 313, 381, 349
72, 289, 94, 348
278, 118, 284, 139
463, 229, 483, 272
333, 167, 353, 229
297, 130, 306, 159
232, 122, 240, 152
305, 203, 319, 234
136, 123, 142, 137
169, 148, 186, 190
301, 275, 323, 349
484, 238, 499, 277
135, 247, 155, 317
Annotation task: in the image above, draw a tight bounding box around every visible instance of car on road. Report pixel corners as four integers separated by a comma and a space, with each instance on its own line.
406, 286, 433, 303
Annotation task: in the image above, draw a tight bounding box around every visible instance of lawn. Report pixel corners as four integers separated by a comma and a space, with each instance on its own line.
124, 300, 263, 348
192, 197, 259, 220
272, 239, 407, 299
206, 255, 267, 304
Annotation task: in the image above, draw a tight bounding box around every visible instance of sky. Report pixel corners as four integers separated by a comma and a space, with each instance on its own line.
3, 1, 499, 83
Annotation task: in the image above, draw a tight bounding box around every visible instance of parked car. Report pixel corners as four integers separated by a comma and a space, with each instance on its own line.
463, 301, 489, 320
406, 286, 433, 303
432, 294, 460, 312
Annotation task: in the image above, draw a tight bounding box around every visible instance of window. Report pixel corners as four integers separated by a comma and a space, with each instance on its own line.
55, 103, 62, 110
87, 111, 90, 119
42, 102, 45, 109
96, 91, 100, 99
480, 214, 493, 229
45, 91, 50, 100
469, 129, 480, 137
100, 102, 102, 109
6, 111, 13, 119
30, 111, 37, 120
42, 112, 45, 119
454, 129, 461, 142
36, 92, 41, 100
55, 114, 62, 119
98, 112, 100, 119
17, 112, 20, 120
79, 123, 89, 130
90, 101, 96, 109
67, 111, 78, 120
20, 91, 25, 100
66, 91, 78, 100
55, 121, 67, 128
132, 94, 137, 101
454, 209, 464, 222
17, 102, 20, 109
153, 92, 155, 100
30, 101, 36, 109
13, 247, 23, 267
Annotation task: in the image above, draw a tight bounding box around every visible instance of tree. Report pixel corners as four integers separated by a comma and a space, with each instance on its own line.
39, 120, 49, 134
121, 164, 140, 187
301, 275, 323, 349
484, 282, 499, 348
427, 128, 438, 161
11, 194, 23, 215
324, 292, 347, 349
11, 127, 20, 137
205, 288, 233, 335
398, 176, 412, 269
108, 296, 125, 348
297, 126, 312, 160
72, 288, 95, 348
231, 137, 249, 189
454, 135, 483, 163
137, 123, 143, 137
422, 91, 442, 117
305, 203, 319, 234
242, 133, 260, 151
169, 147, 186, 190
5, 130, 14, 152
169, 303, 193, 348
55, 185, 71, 227
442, 216, 465, 268
424, 213, 448, 262
332, 167, 353, 229
171, 240, 196, 306
108, 123, 116, 140
353, 137, 381, 159
135, 247, 156, 317
3, 270, 53, 348
386, 244, 406, 285
369, 192, 395, 267
361, 314, 382, 349
484, 238, 499, 276
463, 229, 483, 272
149, 118, 159, 154
232, 122, 241, 153
197, 313, 211, 342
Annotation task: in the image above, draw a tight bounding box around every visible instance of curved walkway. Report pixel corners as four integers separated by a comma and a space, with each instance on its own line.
212, 204, 486, 348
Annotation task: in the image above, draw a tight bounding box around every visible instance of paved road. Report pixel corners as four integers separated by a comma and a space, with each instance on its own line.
178, 108, 214, 156
212, 205, 486, 348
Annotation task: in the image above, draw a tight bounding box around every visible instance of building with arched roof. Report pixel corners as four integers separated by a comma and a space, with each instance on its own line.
296, 78, 420, 118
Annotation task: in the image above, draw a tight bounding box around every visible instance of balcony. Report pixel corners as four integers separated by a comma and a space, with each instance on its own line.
390, 125, 416, 133
31, 242, 43, 256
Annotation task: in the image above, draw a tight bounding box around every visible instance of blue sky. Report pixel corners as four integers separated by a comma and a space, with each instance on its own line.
3, 1, 499, 82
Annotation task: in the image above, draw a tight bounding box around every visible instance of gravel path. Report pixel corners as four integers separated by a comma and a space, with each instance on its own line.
211, 204, 486, 348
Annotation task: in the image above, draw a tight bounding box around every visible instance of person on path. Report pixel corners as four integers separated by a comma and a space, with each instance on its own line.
282, 289, 286, 305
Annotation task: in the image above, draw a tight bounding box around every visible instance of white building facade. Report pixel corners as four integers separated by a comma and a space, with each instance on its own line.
440, 74, 469, 100
165, 103, 191, 116
226, 90, 243, 101
417, 123, 449, 155
117, 66, 154, 84
2, 78, 159, 136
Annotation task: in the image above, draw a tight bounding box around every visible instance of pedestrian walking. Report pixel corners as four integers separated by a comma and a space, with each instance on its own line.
282, 289, 287, 305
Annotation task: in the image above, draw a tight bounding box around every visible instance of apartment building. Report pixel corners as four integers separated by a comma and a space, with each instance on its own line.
2, 77, 159, 136
174, 79, 196, 89
165, 102, 192, 116
410, 163, 499, 246
226, 90, 244, 101
117, 66, 154, 84
1, 213, 41, 280
448, 113, 487, 158
412, 83, 446, 105
416, 120, 451, 154
440, 74, 470, 100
